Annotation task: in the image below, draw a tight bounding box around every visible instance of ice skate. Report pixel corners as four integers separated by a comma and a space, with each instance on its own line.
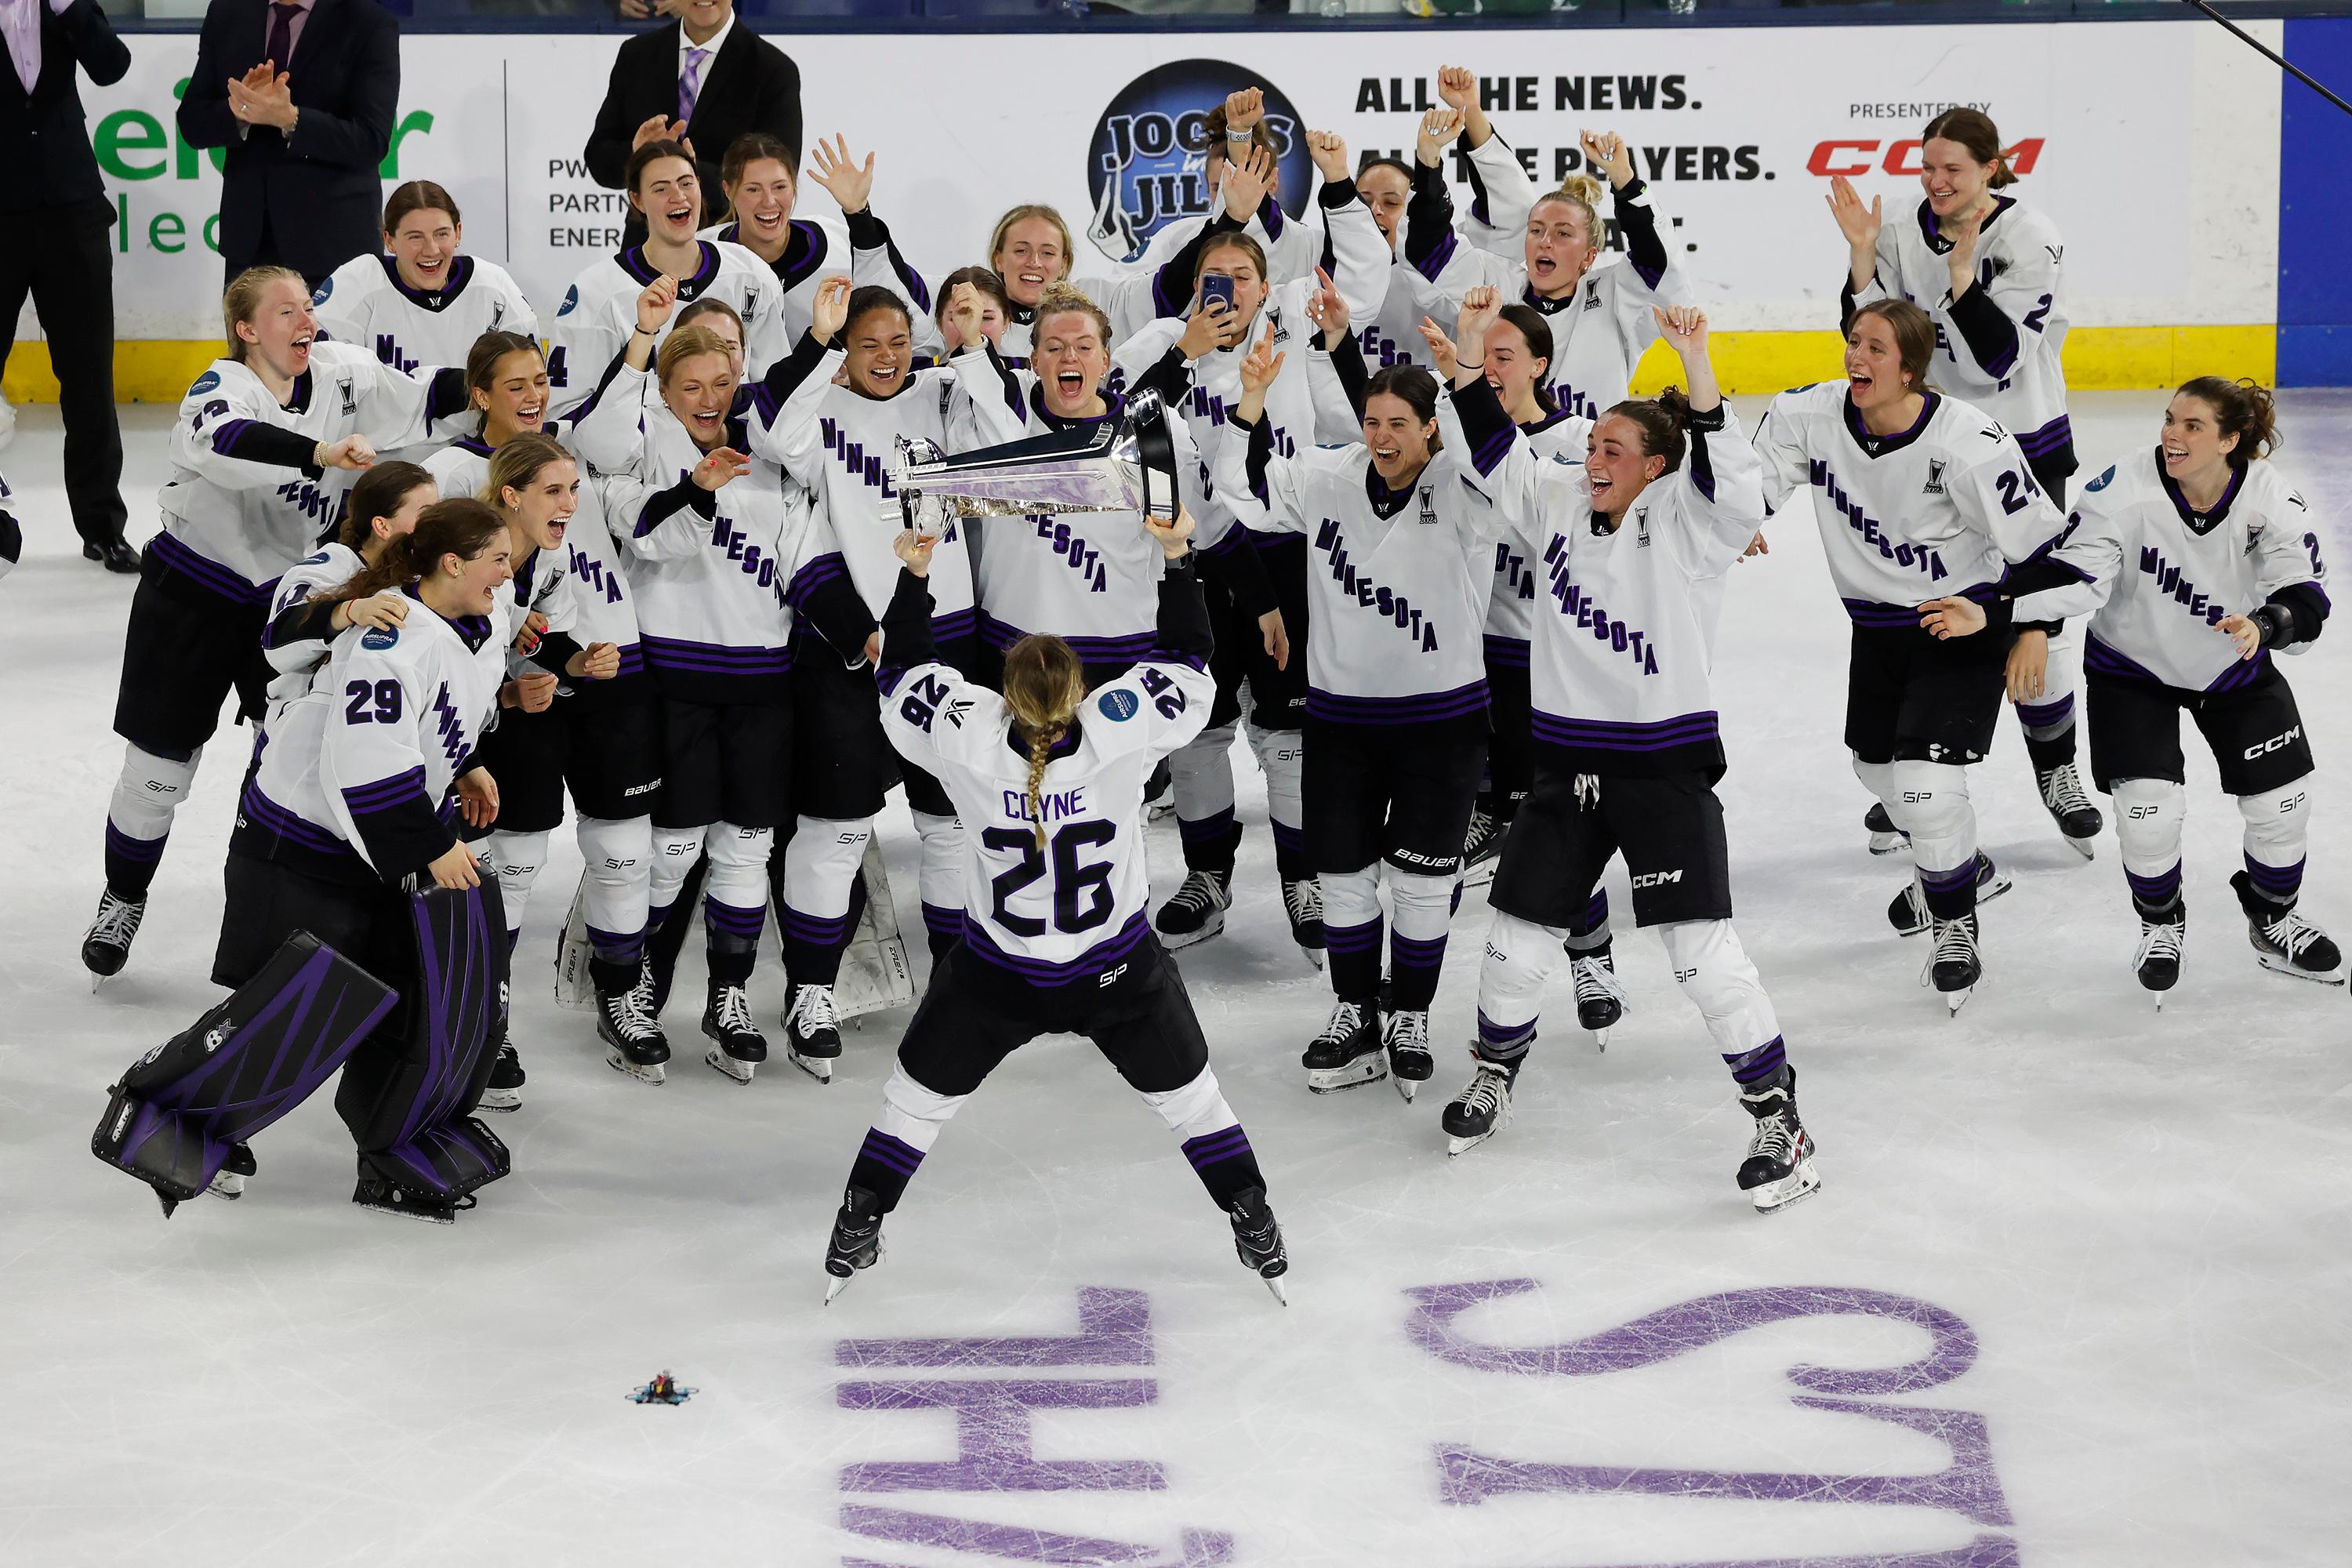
1863, 801, 1908, 856
782, 982, 842, 1083
598, 963, 670, 1085
1923, 913, 1982, 1014
1227, 1185, 1289, 1305
1888, 853, 2011, 937
207, 1142, 256, 1200
81, 889, 146, 986
1302, 996, 1385, 1094
1570, 942, 1624, 1050
1153, 868, 1231, 950
478, 1042, 525, 1112
1383, 1008, 1434, 1102
1460, 805, 1504, 888
2132, 900, 2186, 1007
1737, 1067, 1820, 1214
702, 981, 767, 1084
1441, 1051, 1519, 1156
1282, 877, 1326, 970
2037, 760, 2103, 858
2234, 872, 2347, 985
352, 1168, 470, 1225
822, 1185, 885, 1303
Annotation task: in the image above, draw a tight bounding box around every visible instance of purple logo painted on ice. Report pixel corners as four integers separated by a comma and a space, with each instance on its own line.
1403, 1278, 2020, 1566
833, 1287, 1234, 1564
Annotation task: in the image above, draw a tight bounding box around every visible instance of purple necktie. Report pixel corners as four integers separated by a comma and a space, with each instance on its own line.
266, 2, 300, 70
679, 45, 709, 126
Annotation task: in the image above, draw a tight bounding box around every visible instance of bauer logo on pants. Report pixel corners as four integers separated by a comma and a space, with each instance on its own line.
1086, 60, 1310, 264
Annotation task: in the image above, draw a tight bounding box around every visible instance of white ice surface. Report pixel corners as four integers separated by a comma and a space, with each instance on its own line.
2, 394, 2348, 1567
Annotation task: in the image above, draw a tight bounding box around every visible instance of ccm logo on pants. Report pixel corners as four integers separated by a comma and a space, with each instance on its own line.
2245, 728, 2302, 760
1631, 870, 1683, 889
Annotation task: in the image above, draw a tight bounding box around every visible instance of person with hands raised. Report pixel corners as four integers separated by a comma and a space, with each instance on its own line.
1833, 107, 2090, 858
1212, 308, 1521, 1104
1913, 377, 2339, 997
822, 501, 1292, 1310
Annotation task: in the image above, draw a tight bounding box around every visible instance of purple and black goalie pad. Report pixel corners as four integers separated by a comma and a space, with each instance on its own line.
334, 880, 514, 1200
91, 933, 398, 1212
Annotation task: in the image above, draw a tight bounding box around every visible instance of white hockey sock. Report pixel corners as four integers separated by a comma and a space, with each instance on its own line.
104, 742, 203, 895
648, 825, 708, 919
875, 1061, 970, 1155
1659, 919, 1783, 1062
1248, 722, 1307, 870
782, 815, 873, 982
1852, 754, 1897, 811
702, 823, 773, 946
1387, 868, 1456, 1012
1321, 865, 1384, 999
2111, 777, 2187, 909
2017, 626, 2082, 742
1170, 721, 1239, 833
2239, 779, 2314, 906
576, 815, 653, 960
1135, 1065, 1240, 1140
911, 809, 965, 945
483, 829, 552, 942
1888, 758, 1976, 889
1477, 910, 1566, 1058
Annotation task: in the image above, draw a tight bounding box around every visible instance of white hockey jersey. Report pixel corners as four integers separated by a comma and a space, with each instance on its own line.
878, 584, 1213, 986
1853, 195, 2072, 481
545, 240, 781, 418
1359, 134, 1538, 370
1445, 381, 1764, 773
1755, 383, 2067, 626
1214, 416, 1512, 724
595, 366, 870, 702
2012, 448, 2328, 694
949, 354, 1211, 667
240, 590, 506, 885
260, 540, 372, 710
1479, 409, 1593, 662
311, 253, 540, 376
1402, 172, 1690, 420
154, 343, 461, 603
742, 337, 979, 641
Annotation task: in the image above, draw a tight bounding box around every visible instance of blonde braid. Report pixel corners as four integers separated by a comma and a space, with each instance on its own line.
1023, 727, 1061, 849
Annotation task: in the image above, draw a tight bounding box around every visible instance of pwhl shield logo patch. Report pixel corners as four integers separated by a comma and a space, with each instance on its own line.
1087, 62, 1310, 263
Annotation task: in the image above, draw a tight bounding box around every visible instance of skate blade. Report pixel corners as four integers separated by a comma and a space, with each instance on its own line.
207, 1171, 245, 1201
704, 1047, 757, 1085
1866, 831, 1909, 855
1298, 945, 1326, 971
1306, 1058, 1388, 1094
2063, 835, 2098, 862
1446, 1126, 1501, 1158
477, 1088, 521, 1113
606, 1048, 667, 1086
1590, 1027, 1610, 1053
1459, 860, 1497, 889
2254, 950, 2348, 986
1261, 1273, 1288, 1306
1941, 985, 1974, 1015
824, 1271, 852, 1305
356, 1197, 458, 1225
787, 1048, 836, 1084
1751, 1161, 1822, 1214
1156, 913, 1226, 951
1392, 1075, 1419, 1103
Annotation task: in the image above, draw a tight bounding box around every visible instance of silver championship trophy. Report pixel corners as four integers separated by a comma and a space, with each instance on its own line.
888, 385, 1181, 529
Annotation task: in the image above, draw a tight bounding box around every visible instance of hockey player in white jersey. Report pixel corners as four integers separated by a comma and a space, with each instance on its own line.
1403, 129, 1690, 423
260, 461, 438, 711
594, 323, 876, 1085
545, 141, 781, 418
83, 267, 468, 984
1918, 378, 2339, 996
1829, 107, 2097, 858
1431, 299, 1818, 1213
1214, 325, 1519, 1099
822, 514, 1288, 1305
742, 278, 991, 1054
310, 182, 540, 377
1754, 299, 2070, 1011
214, 499, 514, 1221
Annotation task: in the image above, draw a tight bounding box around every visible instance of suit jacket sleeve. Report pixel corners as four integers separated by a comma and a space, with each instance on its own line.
176, 2, 240, 150
285, 2, 400, 172
583, 35, 648, 191
63, 0, 132, 87
759, 44, 800, 166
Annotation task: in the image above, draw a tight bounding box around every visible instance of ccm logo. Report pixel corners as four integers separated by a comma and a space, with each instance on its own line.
1632, 870, 1683, 889
2244, 728, 2301, 760
1808, 137, 2045, 178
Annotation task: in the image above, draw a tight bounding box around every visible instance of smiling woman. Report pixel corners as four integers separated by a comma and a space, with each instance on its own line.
310, 182, 542, 378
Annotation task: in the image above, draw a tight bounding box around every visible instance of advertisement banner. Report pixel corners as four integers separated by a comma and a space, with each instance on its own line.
23, 20, 2278, 364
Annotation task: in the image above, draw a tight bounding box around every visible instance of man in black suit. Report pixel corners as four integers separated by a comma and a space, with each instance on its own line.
0, 0, 136, 570
584, 0, 799, 241
177, 0, 399, 288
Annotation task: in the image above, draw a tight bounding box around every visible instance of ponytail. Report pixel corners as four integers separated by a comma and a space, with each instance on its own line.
337, 460, 437, 552
323, 498, 506, 605
2176, 376, 2279, 462
1602, 388, 1693, 474
1000, 634, 1088, 848
1492, 305, 1558, 416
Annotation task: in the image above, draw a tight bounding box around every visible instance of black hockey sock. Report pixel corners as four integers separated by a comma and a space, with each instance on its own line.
102, 822, 167, 901
1722, 1034, 1788, 1090
1179, 1123, 1267, 1212
1565, 890, 1610, 948
1474, 1013, 1534, 1063
588, 954, 639, 996
2022, 725, 2077, 772
2234, 864, 2301, 920
848, 1127, 925, 1213
1389, 931, 1447, 1011
780, 913, 853, 988
1178, 817, 1243, 877
1918, 862, 1979, 922
1272, 833, 1313, 886
1326, 924, 1383, 1004
706, 941, 757, 989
